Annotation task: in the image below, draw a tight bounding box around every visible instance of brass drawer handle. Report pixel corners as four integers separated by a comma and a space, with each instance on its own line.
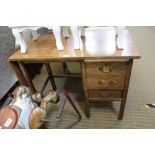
98, 67, 103, 71
107, 92, 112, 97
98, 80, 104, 85
99, 91, 112, 98
108, 80, 114, 86
98, 66, 111, 73
99, 91, 104, 98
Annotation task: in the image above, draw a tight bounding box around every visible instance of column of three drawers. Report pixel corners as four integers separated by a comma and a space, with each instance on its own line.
84, 61, 127, 101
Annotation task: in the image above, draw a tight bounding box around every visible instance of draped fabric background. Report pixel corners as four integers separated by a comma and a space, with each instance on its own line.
0, 26, 17, 100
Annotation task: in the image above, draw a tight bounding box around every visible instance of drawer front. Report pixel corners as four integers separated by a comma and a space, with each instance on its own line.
85, 62, 126, 75
88, 90, 123, 99
86, 76, 125, 89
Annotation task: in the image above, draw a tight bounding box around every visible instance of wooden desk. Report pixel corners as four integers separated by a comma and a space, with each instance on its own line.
9, 29, 140, 120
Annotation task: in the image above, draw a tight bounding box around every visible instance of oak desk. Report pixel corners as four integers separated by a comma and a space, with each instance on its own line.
9, 30, 140, 120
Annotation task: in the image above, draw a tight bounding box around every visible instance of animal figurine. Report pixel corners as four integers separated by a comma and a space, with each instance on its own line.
0, 86, 59, 129
11, 26, 125, 53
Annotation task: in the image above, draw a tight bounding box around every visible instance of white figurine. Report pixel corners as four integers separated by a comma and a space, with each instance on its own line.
11, 26, 125, 53
115, 26, 126, 49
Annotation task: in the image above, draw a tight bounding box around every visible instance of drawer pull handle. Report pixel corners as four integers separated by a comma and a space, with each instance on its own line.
98, 67, 102, 71
98, 80, 104, 85
99, 91, 104, 98
99, 92, 112, 98
98, 66, 110, 73
107, 92, 112, 97
109, 80, 114, 86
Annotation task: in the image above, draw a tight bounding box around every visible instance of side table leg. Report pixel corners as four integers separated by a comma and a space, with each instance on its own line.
45, 63, 56, 90
118, 59, 133, 120
18, 62, 36, 94
81, 62, 90, 118
9, 61, 28, 86
86, 100, 90, 118
64, 90, 82, 128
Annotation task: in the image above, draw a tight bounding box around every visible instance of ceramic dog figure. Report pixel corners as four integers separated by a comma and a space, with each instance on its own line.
0, 86, 59, 129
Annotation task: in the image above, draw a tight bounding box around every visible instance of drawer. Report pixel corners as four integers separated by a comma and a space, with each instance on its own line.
85, 62, 126, 75
88, 90, 123, 99
86, 76, 125, 89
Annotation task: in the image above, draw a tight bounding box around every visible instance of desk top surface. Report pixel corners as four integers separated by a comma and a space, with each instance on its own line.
9, 29, 141, 62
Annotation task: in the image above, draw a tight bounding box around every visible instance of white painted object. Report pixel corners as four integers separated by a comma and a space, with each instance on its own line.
12, 27, 41, 53
52, 26, 66, 50
50, 26, 85, 50
11, 26, 125, 53
115, 26, 126, 49
85, 27, 116, 56
11, 26, 86, 53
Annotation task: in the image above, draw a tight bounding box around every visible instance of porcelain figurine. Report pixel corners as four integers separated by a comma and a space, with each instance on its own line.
2, 86, 60, 129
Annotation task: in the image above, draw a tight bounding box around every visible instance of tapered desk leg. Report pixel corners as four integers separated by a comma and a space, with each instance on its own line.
81, 62, 90, 118
9, 61, 28, 86
18, 62, 36, 94
85, 99, 90, 118
118, 59, 133, 120
64, 90, 82, 128
45, 63, 56, 90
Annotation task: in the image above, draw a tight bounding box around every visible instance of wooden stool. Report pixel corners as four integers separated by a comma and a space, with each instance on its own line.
41, 90, 82, 129
39, 63, 81, 128
40, 63, 56, 94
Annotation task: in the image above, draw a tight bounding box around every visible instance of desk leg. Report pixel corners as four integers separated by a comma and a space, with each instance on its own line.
18, 62, 36, 94
81, 62, 90, 118
9, 61, 28, 86
45, 63, 56, 90
118, 59, 133, 120
85, 98, 90, 118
